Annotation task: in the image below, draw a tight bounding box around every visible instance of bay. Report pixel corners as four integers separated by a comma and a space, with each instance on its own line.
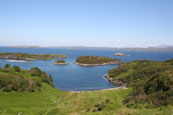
0, 47, 173, 91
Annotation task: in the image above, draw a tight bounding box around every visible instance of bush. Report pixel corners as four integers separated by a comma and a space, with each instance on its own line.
92, 108, 98, 112
4, 64, 10, 68
105, 99, 111, 104
94, 103, 105, 111
30, 67, 42, 77
0, 74, 39, 92
13, 65, 21, 72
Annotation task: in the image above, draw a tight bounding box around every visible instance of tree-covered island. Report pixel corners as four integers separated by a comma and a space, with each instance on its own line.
0, 52, 67, 60
74, 55, 122, 66
54, 60, 67, 65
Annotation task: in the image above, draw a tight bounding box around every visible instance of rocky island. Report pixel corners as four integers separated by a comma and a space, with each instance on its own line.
54, 60, 67, 65
0, 52, 67, 61
114, 53, 130, 56
74, 55, 122, 66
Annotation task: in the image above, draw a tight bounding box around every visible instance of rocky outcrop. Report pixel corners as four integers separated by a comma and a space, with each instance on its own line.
54, 62, 67, 65
114, 53, 130, 56
104, 74, 126, 87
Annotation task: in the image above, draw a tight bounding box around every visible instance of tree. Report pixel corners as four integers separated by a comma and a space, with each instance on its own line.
13, 65, 21, 72
4, 64, 10, 68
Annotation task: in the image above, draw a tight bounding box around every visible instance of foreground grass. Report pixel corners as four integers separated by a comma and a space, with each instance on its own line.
0, 83, 62, 115
0, 86, 172, 115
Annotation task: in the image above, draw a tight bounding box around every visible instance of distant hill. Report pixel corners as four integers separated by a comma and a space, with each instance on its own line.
6, 45, 173, 52
54, 46, 173, 52
156, 45, 173, 49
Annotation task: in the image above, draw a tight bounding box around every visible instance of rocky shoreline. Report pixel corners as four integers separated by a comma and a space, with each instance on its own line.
74, 62, 122, 66
104, 74, 126, 87
114, 53, 130, 56
0, 53, 67, 60
54, 62, 68, 65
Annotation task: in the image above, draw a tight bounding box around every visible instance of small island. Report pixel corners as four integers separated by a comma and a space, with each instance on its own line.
74, 55, 122, 66
0, 52, 67, 61
114, 53, 130, 56
54, 60, 67, 65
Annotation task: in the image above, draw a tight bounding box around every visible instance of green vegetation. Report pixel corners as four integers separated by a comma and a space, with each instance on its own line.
4, 64, 10, 68
54, 60, 67, 64
75, 55, 122, 65
0, 86, 172, 115
0, 60, 173, 115
0, 64, 54, 92
0, 52, 67, 60
108, 59, 173, 108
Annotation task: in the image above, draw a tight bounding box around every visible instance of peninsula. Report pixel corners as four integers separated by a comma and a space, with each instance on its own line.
54, 60, 67, 65
74, 55, 122, 66
107, 59, 173, 107
0, 53, 67, 60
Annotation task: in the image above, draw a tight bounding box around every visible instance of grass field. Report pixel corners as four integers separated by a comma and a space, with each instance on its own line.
0, 84, 172, 115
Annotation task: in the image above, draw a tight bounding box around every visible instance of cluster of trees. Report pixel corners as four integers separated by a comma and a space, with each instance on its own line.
54, 60, 66, 63
76, 55, 121, 64
108, 59, 173, 108
0, 64, 54, 92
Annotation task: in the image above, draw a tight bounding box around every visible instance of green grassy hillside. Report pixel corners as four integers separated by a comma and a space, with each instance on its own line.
0, 61, 173, 115
108, 59, 173, 108
0, 87, 172, 115
0, 64, 54, 92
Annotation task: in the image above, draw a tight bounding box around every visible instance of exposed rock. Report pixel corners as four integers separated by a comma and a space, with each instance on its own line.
104, 74, 126, 87
114, 53, 130, 56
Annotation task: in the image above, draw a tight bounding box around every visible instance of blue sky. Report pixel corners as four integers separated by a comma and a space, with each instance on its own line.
0, 0, 173, 47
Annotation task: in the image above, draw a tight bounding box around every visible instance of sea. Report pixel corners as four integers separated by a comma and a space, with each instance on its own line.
0, 47, 173, 91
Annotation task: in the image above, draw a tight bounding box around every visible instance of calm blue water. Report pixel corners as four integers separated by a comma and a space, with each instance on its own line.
0, 47, 173, 91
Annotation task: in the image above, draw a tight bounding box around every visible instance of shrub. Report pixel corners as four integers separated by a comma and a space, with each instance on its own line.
105, 99, 111, 104
13, 65, 21, 72
94, 103, 105, 111
4, 64, 10, 68
92, 108, 98, 112
30, 67, 42, 77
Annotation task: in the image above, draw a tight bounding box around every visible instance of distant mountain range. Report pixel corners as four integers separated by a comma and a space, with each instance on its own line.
7, 45, 173, 52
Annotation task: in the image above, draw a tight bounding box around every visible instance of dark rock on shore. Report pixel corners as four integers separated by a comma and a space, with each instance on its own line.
104, 74, 126, 87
